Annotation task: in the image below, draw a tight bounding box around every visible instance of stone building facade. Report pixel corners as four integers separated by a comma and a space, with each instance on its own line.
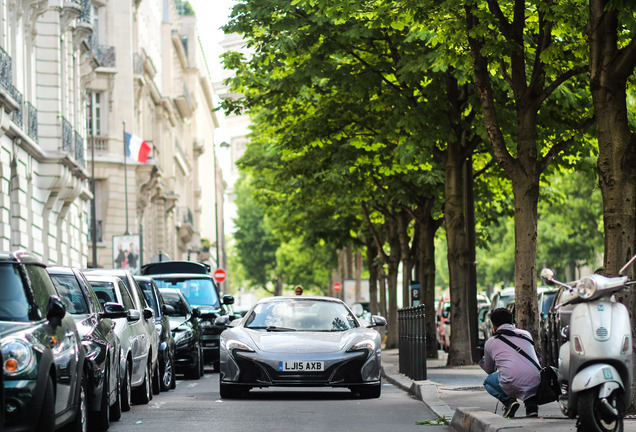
86, 0, 222, 271
0, 0, 221, 269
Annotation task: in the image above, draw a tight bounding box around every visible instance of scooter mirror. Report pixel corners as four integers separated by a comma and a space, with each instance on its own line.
540, 268, 555, 285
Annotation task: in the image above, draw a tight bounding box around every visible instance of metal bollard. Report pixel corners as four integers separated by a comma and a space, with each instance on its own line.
397, 304, 427, 380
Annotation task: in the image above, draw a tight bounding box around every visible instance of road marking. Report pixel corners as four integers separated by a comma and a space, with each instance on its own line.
187, 383, 199, 388
152, 401, 166, 409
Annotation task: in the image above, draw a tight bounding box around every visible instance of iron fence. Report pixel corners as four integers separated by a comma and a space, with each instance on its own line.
0, 46, 12, 93
61, 117, 73, 154
397, 305, 427, 380
74, 131, 85, 167
26, 102, 37, 141
9, 86, 22, 127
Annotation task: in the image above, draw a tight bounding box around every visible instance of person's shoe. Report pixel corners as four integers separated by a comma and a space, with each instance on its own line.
502, 399, 520, 418
526, 406, 539, 417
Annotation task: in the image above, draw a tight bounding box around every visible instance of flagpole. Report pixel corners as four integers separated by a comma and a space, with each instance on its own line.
123, 121, 130, 235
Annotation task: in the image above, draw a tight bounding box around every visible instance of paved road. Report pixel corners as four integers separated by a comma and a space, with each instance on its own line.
108, 370, 453, 432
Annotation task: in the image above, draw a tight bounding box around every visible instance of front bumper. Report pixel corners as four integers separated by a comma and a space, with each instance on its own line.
220, 349, 381, 388
4, 379, 39, 432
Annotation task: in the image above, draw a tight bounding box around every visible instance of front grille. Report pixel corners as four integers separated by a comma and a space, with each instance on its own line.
234, 351, 367, 385
596, 327, 609, 338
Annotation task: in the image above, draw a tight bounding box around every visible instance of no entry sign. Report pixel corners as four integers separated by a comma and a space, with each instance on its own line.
333, 282, 342, 292
213, 268, 227, 283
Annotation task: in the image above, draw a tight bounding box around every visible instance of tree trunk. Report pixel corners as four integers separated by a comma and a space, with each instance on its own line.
445, 141, 473, 366
415, 212, 440, 359
384, 219, 402, 349
588, 0, 636, 410
397, 209, 413, 307
366, 237, 380, 316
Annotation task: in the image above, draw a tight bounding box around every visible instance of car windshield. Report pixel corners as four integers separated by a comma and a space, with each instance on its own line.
50, 274, 89, 314
154, 277, 220, 309
244, 299, 358, 332
541, 292, 557, 315
0, 264, 30, 322
160, 291, 190, 316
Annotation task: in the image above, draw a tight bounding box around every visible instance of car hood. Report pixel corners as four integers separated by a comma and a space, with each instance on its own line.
168, 316, 188, 330
245, 330, 355, 353
0, 321, 35, 338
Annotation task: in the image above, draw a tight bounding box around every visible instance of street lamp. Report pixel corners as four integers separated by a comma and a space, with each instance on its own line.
214, 141, 230, 269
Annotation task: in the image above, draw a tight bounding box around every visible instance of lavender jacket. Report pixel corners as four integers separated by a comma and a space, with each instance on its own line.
479, 323, 541, 401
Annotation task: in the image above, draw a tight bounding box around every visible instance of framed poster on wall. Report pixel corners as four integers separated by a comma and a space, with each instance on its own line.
113, 234, 141, 274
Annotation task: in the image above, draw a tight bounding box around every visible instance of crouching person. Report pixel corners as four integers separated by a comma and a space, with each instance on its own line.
479, 307, 540, 418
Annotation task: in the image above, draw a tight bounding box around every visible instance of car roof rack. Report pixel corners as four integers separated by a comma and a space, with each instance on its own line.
140, 261, 211, 275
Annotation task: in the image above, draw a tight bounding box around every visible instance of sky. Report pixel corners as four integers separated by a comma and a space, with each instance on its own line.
188, 0, 235, 82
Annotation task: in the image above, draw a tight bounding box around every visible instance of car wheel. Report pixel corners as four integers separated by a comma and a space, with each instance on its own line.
34, 375, 55, 432
161, 351, 175, 392
352, 383, 381, 399
110, 368, 122, 421
187, 347, 202, 380
133, 360, 152, 405
89, 366, 110, 431
219, 382, 249, 399
152, 358, 161, 395
120, 363, 132, 412
69, 376, 88, 432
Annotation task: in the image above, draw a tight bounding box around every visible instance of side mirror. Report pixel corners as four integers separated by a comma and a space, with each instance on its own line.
102, 302, 127, 319
127, 309, 141, 322
214, 315, 230, 327
163, 304, 175, 316
191, 307, 201, 318
46, 296, 66, 327
143, 308, 154, 320
541, 268, 556, 285
369, 315, 387, 327
222, 295, 235, 306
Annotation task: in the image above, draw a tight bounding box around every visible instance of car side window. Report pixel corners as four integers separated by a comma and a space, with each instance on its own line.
25, 264, 56, 315
0, 264, 30, 321
50, 274, 89, 314
119, 282, 136, 310
78, 272, 102, 312
135, 284, 149, 309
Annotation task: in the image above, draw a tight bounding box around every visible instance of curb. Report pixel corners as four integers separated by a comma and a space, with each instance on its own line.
381, 366, 538, 432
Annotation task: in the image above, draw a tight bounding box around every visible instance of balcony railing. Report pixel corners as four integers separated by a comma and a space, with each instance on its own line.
10, 86, 22, 127
0, 46, 12, 94
89, 35, 116, 68
177, 207, 194, 226
74, 131, 85, 167
61, 116, 73, 154
79, 0, 91, 23
26, 102, 37, 141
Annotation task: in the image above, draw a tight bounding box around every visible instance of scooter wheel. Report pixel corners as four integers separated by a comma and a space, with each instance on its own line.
577, 389, 624, 432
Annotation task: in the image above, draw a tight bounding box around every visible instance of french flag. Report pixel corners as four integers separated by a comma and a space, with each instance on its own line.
125, 132, 152, 163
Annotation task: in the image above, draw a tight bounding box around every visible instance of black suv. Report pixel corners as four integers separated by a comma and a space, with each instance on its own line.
141, 261, 234, 371
0, 251, 87, 432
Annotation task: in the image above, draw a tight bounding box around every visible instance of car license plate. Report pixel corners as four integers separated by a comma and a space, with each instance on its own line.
278, 361, 324, 372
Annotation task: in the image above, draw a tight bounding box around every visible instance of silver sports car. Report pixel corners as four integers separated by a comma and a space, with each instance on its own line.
216, 296, 387, 399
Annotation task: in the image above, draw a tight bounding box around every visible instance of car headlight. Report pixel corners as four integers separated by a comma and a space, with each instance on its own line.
174, 329, 194, 346
577, 276, 597, 299
224, 339, 254, 353
347, 340, 376, 352
2, 338, 35, 375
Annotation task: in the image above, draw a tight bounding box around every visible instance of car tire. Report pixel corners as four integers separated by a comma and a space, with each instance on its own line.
120, 363, 132, 412
110, 369, 122, 421
219, 382, 249, 399
35, 375, 55, 432
133, 360, 152, 405
187, 348, 202, 380
90, 366, 110, 431
152, 358, 161, 395
352, 383, 381, 399
160, 351, 175, 392
68, 376, 88, 432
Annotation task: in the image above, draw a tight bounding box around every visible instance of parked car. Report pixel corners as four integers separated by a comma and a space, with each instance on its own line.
48, 266, 126, 430
141, 261, 235, 371
84, 268, 159, 391
159, 287, 204, 379
476, 303, 490, 357
86, 274, 156, 410
0, 250, 87, 431
135, 275, 176, 392
436, 293, 489, 352
541, 285, 577, 368
216, 296, 387, 399
483, 286, 516, 341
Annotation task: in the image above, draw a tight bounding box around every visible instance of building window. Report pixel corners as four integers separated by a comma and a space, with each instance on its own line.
86, 91, 103, 136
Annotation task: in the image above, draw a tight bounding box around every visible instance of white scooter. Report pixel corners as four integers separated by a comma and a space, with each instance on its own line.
541, 258, 634, 432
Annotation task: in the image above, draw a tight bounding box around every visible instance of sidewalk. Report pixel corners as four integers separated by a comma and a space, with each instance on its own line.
380, 348, 636, 432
